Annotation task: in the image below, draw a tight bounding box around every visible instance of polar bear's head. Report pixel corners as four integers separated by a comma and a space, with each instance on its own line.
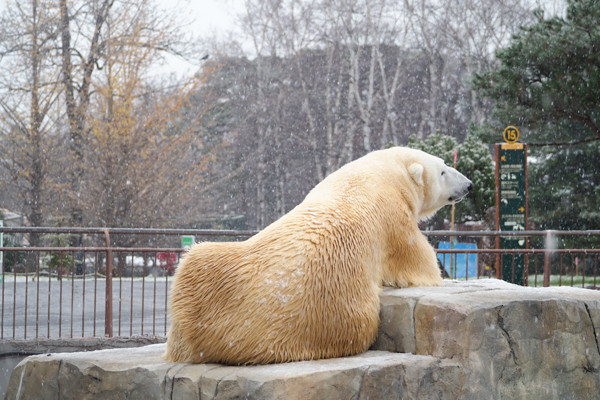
400, 148, 473, 221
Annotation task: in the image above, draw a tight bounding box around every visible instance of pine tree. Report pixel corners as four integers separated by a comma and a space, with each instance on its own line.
474, 0, 600, 231
408, 130, 495, 226
475, 1, 600, 145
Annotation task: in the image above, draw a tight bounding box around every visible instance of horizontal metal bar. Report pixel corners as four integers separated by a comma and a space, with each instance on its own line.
436, 248, 600, 254
3, 227, 600, 237
0, 247, 186, 252
422, 230, 600, 237
2, 247, 599, 253
0, 227, 258, 237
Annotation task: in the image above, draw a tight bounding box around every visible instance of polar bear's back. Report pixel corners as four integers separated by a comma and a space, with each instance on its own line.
166, 211, 382, 364
164, 146, 454, 365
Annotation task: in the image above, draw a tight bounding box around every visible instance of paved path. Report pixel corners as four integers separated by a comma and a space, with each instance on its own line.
0, 276, 172, 340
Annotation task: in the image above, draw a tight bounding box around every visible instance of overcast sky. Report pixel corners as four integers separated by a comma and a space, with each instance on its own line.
0, 0, 566, 78
169, 0, 240, 35
0, 0, 243, 78
156, 0, 244, 77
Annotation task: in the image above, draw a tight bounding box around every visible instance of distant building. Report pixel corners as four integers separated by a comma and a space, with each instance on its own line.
0, 208, 28, 248
0, 207, 26, 227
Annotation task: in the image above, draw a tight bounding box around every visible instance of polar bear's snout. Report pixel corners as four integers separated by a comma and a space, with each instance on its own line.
445, 167, 473, 204
448, 174, 473, 203
448, 183, 472, 203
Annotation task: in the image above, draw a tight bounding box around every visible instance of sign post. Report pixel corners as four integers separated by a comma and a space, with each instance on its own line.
450, 150, 457, 279
495, 126, 528, 285
0, 220, 3, 280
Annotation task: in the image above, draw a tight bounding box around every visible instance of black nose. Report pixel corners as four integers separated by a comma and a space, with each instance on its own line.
467, 182, 473, 191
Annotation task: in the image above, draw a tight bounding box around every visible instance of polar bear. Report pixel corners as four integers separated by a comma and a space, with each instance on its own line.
165, 147, 472, 365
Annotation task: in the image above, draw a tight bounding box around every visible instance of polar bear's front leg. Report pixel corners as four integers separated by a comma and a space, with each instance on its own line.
383, 230, 444, 288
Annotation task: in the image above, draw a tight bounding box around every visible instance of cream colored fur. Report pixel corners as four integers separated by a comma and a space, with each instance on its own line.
165, 147, 471, 364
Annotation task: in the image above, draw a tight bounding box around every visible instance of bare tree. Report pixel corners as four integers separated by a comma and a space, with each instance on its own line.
1, 0, 208, 233
240, 0, 294, 226
0, 0, 62, 243
179, 0, 563, 229
440, 0, 536, 125
403, 0, 538, 137
82, 5, 189, 228
58, 0, 114, 229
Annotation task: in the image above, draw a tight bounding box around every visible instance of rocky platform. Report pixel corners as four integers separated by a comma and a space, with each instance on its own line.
5, 280, 600, 400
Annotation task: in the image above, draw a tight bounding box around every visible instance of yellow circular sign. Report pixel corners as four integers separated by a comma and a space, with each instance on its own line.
503, 126, 520, 144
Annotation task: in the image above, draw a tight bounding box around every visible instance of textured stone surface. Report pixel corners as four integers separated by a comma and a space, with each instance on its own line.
373, 280, 600, 399
4, 345, 463, 400
0, 337, 167, 400
6, 280, 600, 400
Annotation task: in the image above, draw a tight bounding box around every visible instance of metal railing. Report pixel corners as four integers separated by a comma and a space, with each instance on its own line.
0, 227, 255, 341
426, 230, 600, 288
0, 227, 598, 341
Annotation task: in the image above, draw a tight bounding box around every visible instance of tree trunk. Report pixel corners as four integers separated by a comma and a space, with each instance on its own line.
28, 0, 44, 246
59, 0, 113, 229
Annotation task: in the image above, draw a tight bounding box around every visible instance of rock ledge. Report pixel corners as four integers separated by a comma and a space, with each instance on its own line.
5, 280, 600, 400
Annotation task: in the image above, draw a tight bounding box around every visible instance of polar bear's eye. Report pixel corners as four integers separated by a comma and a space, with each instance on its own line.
441, 171, 445, 176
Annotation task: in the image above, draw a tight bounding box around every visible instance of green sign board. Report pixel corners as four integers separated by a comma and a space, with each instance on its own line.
181, 236, 194, 250
497, 142, 528, 285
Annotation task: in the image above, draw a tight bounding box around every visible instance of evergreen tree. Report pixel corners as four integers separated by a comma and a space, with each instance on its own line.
458, 128, 496, 224
475, 1, 600, 144
529, 142, 600, 230
474, 0, 600, 231
408, 130, 495, 227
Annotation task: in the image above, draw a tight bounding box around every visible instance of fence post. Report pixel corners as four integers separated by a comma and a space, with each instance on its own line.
104, 229, 113, 337
543, 230, 553, 287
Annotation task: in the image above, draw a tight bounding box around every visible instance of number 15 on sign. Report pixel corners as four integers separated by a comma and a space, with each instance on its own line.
503, 126, 520, 144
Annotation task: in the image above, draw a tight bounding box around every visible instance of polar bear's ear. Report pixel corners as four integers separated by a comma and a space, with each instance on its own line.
408, 163, 424, 185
